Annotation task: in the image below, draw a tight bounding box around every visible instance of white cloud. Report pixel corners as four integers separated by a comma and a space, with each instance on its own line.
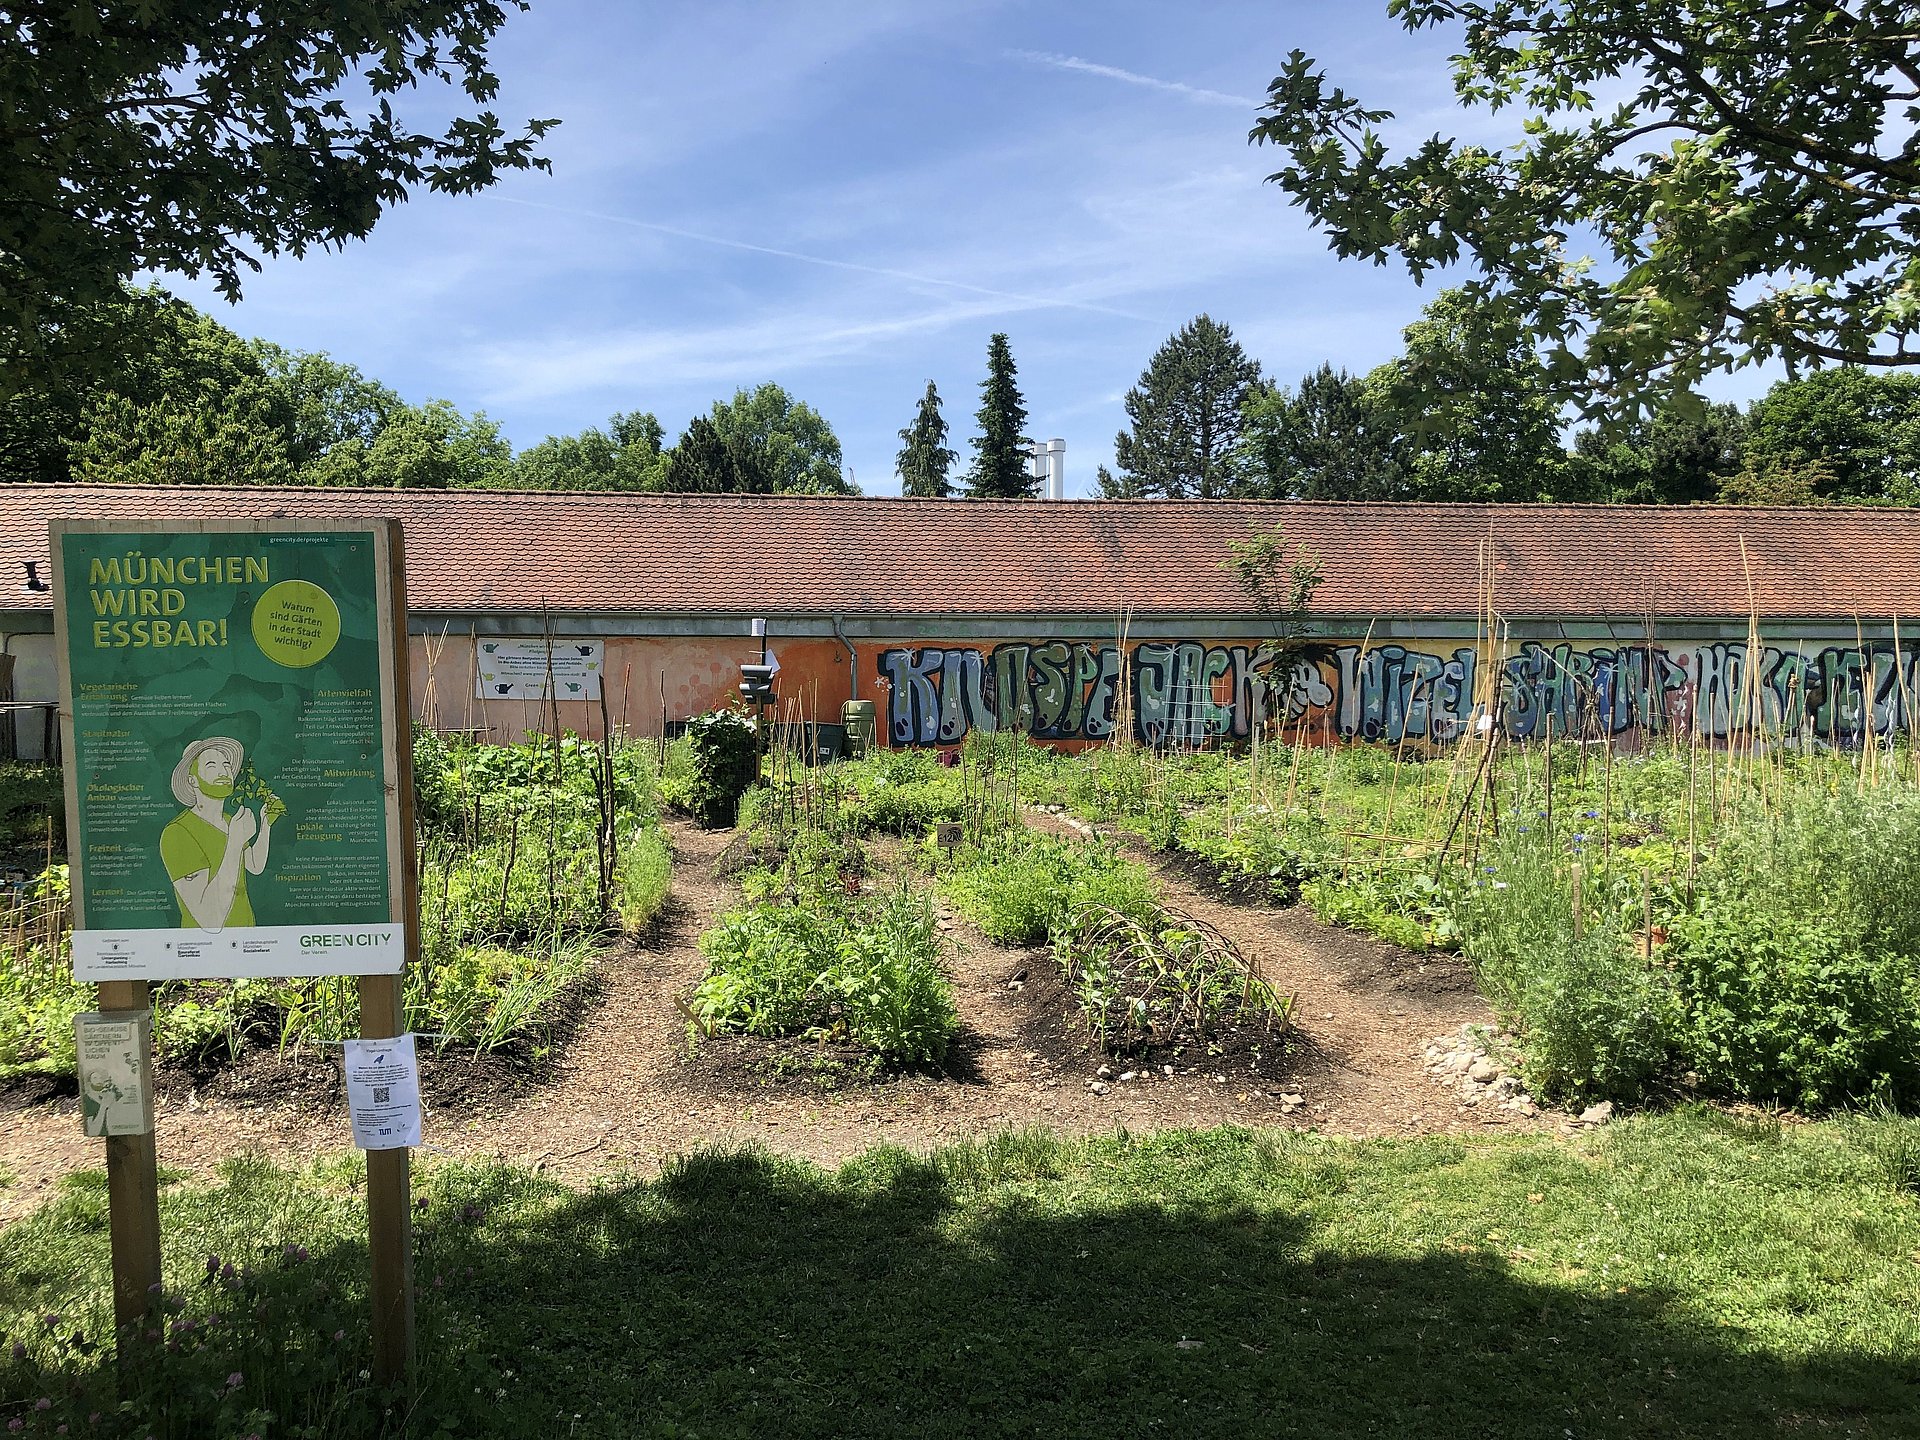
490, 196, 1143, 319
1005, 49, 1256, 108
465, 290, 1055, 405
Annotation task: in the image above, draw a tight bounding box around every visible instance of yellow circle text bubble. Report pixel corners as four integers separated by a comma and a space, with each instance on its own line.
251, 580, 342, 669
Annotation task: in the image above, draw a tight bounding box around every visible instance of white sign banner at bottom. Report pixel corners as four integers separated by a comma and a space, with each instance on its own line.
72, 923, 406, 981
345, 1033, 422, 1151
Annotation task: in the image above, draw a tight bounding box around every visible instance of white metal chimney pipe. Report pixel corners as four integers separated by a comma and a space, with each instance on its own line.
1046, 438, 1066, 501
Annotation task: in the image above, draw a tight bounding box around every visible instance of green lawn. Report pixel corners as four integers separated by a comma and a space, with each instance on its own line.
4, 1110, 1918, 1438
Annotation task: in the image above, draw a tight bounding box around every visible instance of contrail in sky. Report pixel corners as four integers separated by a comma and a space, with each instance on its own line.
1005, 50, 1256, 108
492, 197, 1143, 320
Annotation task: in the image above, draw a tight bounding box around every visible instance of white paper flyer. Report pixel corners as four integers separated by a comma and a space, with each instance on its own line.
344, 1033, 422, 1150
75, 1010, 154, 1138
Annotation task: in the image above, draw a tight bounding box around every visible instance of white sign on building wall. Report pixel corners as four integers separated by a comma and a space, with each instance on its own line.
474, 638, 604, 701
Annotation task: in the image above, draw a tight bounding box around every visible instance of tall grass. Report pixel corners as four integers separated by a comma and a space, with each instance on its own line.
0, 865, 87, 1071
1015, 718, 1920, 1108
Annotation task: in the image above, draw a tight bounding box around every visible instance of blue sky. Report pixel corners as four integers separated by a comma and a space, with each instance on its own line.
160, 1, 1779, 495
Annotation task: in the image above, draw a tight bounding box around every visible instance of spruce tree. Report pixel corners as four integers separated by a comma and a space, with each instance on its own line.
896, 380, 957, 497
1110, 314, 1261, 499
663, 415, 751, 492
1239, 367, 1408, 500
964, 333, 1035, 499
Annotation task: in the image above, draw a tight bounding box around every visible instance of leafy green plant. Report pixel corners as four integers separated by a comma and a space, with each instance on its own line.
689, 890, 958, 1067
681, 710, 759, 828
940, 833, 1160, 947
1301, 865, 1459, 950
1180, 804, 1334, 904
4, 728, 665, 1074
0, 866, 86, 1071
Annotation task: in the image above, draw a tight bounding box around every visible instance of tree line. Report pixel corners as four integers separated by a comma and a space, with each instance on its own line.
6, 285, 1914, 506
1091, 296, 1920, 506
6, 2, 1919, 508
0, 288, 855, 493
0, 295, 1050, 498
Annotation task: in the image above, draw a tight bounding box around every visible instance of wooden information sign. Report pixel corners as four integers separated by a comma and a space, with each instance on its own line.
49, 517, 419, 1389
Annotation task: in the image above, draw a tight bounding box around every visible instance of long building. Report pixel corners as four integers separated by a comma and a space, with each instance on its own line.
4, 484, 1920, 756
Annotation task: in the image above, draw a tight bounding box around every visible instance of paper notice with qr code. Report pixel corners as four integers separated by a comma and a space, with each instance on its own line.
344, 1033, 421, 1150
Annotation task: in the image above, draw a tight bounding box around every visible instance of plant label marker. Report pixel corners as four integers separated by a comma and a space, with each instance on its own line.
49, 517, 420, 1390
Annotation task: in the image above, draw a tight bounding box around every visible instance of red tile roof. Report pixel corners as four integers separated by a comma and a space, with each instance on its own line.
3, 484, 1917, 621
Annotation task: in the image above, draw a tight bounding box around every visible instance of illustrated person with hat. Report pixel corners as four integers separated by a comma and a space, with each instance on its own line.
159, 736, 284, 930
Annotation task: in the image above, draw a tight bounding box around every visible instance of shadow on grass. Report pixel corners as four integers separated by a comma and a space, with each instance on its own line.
418, 1146, 1913, 1439
4, 1133, 1915, 1439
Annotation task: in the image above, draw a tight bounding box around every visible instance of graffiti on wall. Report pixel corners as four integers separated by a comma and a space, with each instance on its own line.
876, 640, 1920, 747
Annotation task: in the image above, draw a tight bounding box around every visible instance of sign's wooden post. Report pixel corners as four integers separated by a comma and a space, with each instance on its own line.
365, 519, 417, 1391
96, 977, 162, 1332
359, 974, 414, 1388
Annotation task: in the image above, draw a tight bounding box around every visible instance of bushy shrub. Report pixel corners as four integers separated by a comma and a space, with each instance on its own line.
1510, 934, 1678, 1104
848, 749, 968, 835
1666, 787, 1920, 1108
1669, 900, 1915, 1108
689, 890, 957, 1066
681, 710, 759, 828
1456, 824, 1676, 1103
941, 834, 1160, 946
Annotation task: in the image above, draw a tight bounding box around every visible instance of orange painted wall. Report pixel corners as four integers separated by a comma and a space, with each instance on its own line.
406, 634, 857, 743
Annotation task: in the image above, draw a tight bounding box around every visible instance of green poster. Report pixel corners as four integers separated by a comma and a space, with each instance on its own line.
54, 523, 404, 980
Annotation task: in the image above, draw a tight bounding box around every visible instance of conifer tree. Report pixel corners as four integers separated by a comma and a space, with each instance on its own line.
1237, 367, 1408, 500
896, 381, 957, 498
964, 334, 1035, 499
664, 415, 765, 492
1108, 314, 1261, 498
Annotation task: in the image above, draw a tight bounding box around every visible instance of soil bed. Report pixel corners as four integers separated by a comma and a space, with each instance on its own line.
2, 813, 1547, 1220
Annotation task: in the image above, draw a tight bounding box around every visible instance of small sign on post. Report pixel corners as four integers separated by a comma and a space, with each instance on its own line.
345, 1033, 423, 1150
50, 517, 420, 1390
75, 1010, 154, 1138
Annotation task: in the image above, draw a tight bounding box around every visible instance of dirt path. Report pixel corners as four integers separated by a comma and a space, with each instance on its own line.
1, 814, 1547, 1219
